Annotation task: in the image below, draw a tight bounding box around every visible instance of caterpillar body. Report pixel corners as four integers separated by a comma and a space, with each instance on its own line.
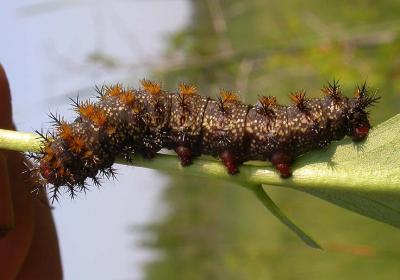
29, 80, 379, 200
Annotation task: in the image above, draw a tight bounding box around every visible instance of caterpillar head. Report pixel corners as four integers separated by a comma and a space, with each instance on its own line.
346, 83, 380, 142
40, 158, 58, 185
347, 109, 370, 141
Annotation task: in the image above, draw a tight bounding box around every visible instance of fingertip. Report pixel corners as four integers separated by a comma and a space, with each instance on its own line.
0, 64, 14, 130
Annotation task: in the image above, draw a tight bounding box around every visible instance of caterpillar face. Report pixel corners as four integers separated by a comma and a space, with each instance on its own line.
28, 80, 379, 200
40, 159, 55, 184
347, 110, 371, 142
346, 83, 380, 142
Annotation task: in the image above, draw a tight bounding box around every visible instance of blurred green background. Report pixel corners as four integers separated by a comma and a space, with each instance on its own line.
142, 0, 400, 279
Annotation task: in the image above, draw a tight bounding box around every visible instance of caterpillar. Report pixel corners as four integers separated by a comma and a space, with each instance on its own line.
28, 80, 379, 201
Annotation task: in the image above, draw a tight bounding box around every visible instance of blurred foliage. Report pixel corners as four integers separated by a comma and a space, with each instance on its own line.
143, 0, 400, 279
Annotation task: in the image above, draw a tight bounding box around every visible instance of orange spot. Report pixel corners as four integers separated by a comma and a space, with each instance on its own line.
91, 110, 107, 127
289, 90, 306, 105
58, 123, 73, 141
69, 136, 86, 153
119, 90, 135, 106
220, 89, 239, 103
106, 84, 123, 97
79, 102, 107, 127
258, 96, 277, 107
78, 102, 96, 119
354, 86, 365, 98
43, 147, 55, 162
179, 83, 197, 96
141, 79, 161, 96
322, 81, 342, 99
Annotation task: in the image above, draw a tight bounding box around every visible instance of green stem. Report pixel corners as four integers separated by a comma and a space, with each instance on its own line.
0, 128, 323, 248
0, 129, 42, 153
1, 118, 399, 195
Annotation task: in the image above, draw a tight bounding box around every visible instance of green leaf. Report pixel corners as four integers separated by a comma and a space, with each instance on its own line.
283, 113, 400, 228
126, 114, 400, 233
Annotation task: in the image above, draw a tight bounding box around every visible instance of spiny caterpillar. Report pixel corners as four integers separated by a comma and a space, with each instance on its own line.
28, 80, 379, 201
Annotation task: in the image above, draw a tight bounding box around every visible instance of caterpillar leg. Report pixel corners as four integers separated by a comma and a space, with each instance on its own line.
175, 146, 193, 166
141, 133, 163, 159
219, 150, 239, 175
142, 149, 157, 159
270, 151, 292, 178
